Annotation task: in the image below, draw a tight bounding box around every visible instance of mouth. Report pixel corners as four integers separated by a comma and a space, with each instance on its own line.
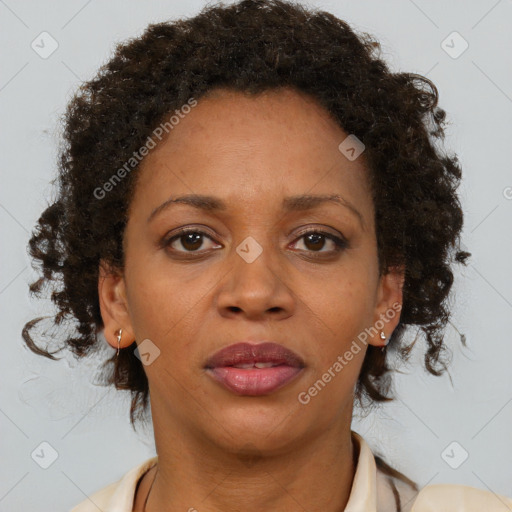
204, 341, 305, 396
204, 341, 305, 369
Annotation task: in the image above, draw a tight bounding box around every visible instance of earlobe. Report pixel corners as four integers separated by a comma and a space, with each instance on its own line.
98, 260, 135, 350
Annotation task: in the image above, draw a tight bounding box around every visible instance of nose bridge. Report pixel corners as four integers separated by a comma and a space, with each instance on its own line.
215, 230, 293, 318
233, 232, 280, 292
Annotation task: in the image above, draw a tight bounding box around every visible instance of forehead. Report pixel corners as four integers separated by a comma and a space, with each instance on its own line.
149, 87, 353, 157
131, 87, 374, 221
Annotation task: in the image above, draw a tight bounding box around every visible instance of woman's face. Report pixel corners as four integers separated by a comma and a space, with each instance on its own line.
99, 87, 403, 453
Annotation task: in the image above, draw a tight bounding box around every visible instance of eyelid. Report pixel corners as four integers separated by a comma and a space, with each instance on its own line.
293, 225, 346, 240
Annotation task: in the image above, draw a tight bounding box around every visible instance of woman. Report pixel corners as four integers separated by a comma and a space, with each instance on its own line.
22, 0, 512, 510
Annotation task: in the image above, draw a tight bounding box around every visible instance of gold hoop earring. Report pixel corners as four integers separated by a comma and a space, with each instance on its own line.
116, 329, 122, 357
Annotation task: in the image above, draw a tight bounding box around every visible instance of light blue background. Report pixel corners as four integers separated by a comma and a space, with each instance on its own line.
1, 1, 511, 510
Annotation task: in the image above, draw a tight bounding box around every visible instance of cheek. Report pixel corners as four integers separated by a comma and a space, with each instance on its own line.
124, 257, 184, 338
296, 274, 375, 395
308, 273, 376, 337
125, 256, 215, 359
297, 278, 372, 405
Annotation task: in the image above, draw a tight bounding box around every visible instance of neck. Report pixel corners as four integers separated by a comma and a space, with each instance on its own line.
145, 405, 358, 512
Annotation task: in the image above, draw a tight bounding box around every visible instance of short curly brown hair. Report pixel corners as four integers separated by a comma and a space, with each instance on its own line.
23, 0, 469, 443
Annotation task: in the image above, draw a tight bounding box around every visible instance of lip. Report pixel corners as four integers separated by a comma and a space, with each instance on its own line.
204, 342, 305, 369
204, 342, 305, 396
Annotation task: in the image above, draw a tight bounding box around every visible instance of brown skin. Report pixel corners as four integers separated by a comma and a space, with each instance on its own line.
98, 87, 404, 512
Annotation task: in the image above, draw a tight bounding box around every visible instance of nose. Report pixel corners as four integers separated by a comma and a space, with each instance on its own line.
215, 238, 295, 321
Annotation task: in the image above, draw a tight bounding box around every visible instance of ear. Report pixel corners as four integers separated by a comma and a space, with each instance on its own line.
367, 264, 405, 348
98, 259, 136, 351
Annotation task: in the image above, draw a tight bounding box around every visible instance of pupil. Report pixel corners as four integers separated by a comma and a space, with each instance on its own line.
305, 233, 324, 251
183, 233, 202, 251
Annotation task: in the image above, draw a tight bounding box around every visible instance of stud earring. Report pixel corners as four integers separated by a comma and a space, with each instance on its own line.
380, 331, 387, 352
116, 329, 122, 357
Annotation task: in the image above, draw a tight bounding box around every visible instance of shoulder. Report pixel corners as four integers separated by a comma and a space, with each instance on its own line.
410, 483, 512, 511
354, 431, 512, 512
70, 481, 119, 512
70, 455, 158, 512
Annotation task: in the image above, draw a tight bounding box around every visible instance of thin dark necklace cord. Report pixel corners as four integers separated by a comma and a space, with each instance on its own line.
143, 465, 158, 512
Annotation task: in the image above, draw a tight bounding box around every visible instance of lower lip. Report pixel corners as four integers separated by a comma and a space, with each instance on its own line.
206, 365, 303, 395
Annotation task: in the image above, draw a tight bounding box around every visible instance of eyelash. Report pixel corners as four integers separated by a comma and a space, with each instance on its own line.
160, 227, 348, 258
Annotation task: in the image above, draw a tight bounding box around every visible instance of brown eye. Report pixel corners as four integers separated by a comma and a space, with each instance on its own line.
303, 232, 326, 251
163, 229, 220, 253
176, 232, 204, 251
292, 229, 348, 255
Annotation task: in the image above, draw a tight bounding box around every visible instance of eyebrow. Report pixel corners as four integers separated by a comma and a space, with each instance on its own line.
147, 193, 365, 229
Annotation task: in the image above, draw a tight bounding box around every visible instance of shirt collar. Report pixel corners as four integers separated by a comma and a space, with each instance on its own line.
343, 430, 377, 512
107, 455, 158, 512
105, 430, 377, 512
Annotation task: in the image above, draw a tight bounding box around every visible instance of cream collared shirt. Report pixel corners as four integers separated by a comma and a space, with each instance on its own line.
71, 431, 512, 511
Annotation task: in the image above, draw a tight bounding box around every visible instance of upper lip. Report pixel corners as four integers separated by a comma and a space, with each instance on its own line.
205, 342, 305, 368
